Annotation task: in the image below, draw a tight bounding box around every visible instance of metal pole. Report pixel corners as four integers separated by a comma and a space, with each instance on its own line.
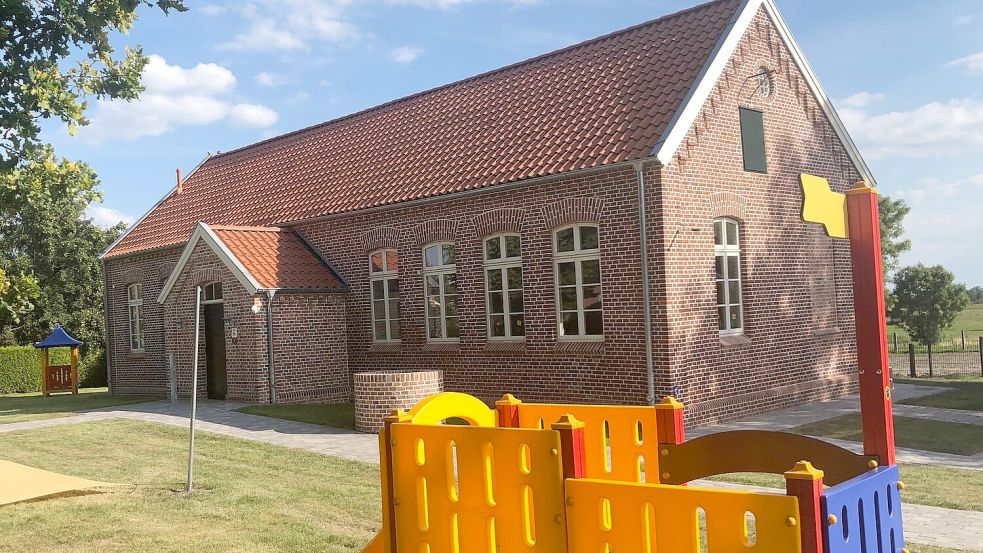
927, 343, 933, 378
908, 343, 916, 378
187, 286, 202, 493
962, 330, 966, 351
979, 337, 982, 378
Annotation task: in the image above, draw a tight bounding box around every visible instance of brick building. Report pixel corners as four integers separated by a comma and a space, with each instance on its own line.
100, 0, 876, 425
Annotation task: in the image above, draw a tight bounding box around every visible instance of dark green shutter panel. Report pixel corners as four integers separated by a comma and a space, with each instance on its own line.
739, 108, 767, 173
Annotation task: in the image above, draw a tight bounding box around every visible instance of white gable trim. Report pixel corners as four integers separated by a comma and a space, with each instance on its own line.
99, 154, 213, 261
157, 222, 262, 304
652, 0, 876, 185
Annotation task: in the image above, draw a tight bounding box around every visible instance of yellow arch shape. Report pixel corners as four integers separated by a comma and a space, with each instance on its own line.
407, 392, 497, 427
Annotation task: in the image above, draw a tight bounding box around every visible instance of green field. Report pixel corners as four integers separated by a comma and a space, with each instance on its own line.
888, 304, 983, 348
0, 388, 151, 424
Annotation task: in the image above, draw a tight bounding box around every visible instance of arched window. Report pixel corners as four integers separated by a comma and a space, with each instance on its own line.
553, 224, 603, 340
714, 218, 744, 334
423, 243, 458, 341
484, 234, 524, 340
369, 249, 400, 342
127, 283, 144, 352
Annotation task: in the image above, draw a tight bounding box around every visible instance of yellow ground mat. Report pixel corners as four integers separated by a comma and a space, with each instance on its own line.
0, 459, 116, 506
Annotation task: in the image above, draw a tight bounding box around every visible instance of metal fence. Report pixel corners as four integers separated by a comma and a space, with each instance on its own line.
889, 336, 983, 378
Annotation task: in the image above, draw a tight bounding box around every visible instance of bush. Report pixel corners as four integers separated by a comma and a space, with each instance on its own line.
0, 346, 95, 394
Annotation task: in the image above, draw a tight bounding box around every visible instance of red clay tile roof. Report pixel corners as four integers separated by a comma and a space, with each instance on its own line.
210, 226, 346, 290
105, 0, 741, 259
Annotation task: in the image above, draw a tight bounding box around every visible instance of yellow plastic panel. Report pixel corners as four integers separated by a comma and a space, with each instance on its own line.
407, 392, 497, 427
390, 423, 567, 553
565, 479, 802, 553
800, 173, 849, 239
516, 403, 660, 482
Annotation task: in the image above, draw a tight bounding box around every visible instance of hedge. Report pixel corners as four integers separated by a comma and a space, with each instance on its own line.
0, 346, 106, 394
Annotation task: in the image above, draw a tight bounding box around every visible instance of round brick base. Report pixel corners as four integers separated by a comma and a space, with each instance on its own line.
353, 370, 443, 433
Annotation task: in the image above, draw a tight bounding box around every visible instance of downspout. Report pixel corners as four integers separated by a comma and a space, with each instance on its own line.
265, 290, 278, 404
633, 161, 656, 405
101, 259, 114, 394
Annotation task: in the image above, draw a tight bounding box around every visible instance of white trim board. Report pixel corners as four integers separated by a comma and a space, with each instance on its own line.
157, 222, 262, 304
652, 0, 876, 186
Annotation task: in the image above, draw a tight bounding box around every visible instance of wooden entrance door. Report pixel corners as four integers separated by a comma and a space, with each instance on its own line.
204, 304, 227, 400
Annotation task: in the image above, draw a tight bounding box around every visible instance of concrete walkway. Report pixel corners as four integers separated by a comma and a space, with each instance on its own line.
2, 383, 982, 550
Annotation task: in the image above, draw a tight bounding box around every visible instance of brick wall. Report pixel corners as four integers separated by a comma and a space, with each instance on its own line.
104, 247, 181, 396
652, 7, 860, 425
353, 370, 443, 432
271, 293, 350, 403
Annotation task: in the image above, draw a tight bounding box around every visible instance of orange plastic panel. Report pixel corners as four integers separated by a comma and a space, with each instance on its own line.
515, 403, 660, 483
565, 478, 802, 553
389, 423, 567, 553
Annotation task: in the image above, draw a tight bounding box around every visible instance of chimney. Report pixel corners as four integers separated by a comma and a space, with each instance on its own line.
176, 168, 183, 194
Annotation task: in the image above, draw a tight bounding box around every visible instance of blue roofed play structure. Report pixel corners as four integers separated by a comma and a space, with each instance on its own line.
34, 324, 82, 396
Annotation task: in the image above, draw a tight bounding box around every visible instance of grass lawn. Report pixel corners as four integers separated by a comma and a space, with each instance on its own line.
898, 379, 983, 412
0, 419, 379, 552
708, 462, 983, 512
792, 413, 983, 456
0, 388, 151, 425
888, 303, 983, 345
235, 403, 356, 430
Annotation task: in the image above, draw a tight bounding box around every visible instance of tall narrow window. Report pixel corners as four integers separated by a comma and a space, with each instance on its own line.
739, 107, 767, 173
127, 283, 144, 352
369, 249, 400, 342
484, 234, 524, 340
423, 243, 458, 341
715, 218, 744, 334
554, 224, 603, 340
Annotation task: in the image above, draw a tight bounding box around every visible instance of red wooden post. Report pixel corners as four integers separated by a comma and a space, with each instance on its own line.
785, 461, 825, 553
382, 409, 411, 553
70, 346, 79, 395
655, 396, 685, 445
552, 415, 587, 479
845, 183, 896, 466
495, 393, 521, 428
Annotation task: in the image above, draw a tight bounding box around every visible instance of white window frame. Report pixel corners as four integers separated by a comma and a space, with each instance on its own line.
369, 249, 400, 343
715, 218, 745, 335
127, 283, 145, 352
422, 242, 459, 342
553, 223, 604, 341
483, 233, 525, 341
201, 281, 224, 305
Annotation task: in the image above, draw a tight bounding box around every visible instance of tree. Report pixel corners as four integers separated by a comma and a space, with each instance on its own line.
888, 264, 970, 347
0, 0, 186, 168
879, 195, 911, 278
969, 286, 983, 304
0, 267, 40, 342
0, 147, 124, 349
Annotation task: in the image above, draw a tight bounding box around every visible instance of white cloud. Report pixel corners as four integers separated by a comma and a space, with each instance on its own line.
199, 4, 227, 16
898, 174, 983, 204
228, 104, 280, 128
949, 51, 983, 74
953, 14, 973, 25
387, 0, 537, 8
86, 205, 135, 229
390, 46, 424, 63
218, 0, 359, 52
80, 56, 278, 142
255, 71, 287, 86
838, 97, 983, 159
838, 91, 885, 109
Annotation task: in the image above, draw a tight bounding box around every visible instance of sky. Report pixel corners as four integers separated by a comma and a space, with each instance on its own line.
40, 0, 983, 286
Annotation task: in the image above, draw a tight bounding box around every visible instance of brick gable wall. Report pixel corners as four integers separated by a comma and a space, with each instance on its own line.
653, 7, 859, 425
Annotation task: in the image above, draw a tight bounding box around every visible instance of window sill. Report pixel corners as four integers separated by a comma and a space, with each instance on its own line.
720, 334, 751, 348
483, 341, 526, 354
368, 342, 401, 354
813, 327, 841, 338
421, 342, 460, 353
127, 352, 146, 360
554, 340, 605, 355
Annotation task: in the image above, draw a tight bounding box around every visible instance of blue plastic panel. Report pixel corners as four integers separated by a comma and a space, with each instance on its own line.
821, 465, 905, 553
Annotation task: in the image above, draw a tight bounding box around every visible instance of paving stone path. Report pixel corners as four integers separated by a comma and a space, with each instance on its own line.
2, 382, 982, 550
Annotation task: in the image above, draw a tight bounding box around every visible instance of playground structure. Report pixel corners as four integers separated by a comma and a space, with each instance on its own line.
34, 324, 83, 396
361, 177, 907, 553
